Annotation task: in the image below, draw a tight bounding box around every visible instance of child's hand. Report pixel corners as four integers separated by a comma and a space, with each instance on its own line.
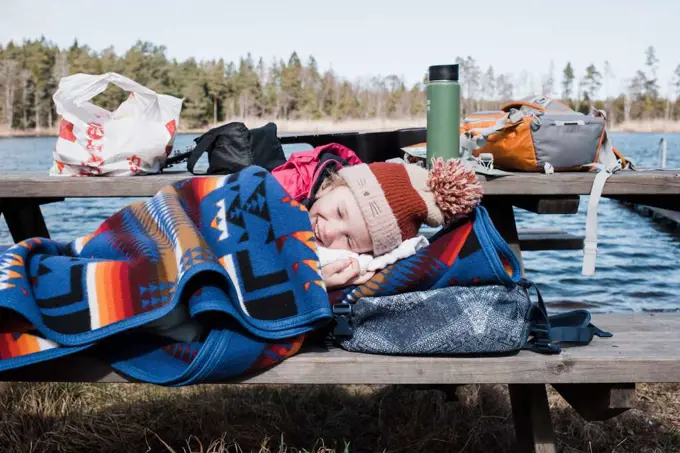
321, 259, 361, 289
348, 270, 375, 286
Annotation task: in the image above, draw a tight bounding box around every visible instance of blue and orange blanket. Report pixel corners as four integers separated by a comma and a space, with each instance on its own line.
0, 166, 521, 385
0, 166, 331, 385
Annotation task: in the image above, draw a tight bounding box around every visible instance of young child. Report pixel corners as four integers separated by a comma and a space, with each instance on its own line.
307, 158, 483, 289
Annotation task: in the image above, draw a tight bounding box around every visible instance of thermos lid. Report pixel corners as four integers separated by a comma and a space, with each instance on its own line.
428, 64, 459, 82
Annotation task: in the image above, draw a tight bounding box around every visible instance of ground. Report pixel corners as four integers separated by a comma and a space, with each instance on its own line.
1, 382, 678, 453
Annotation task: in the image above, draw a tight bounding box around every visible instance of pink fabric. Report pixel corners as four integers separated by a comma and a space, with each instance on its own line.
272, 143, 362, 202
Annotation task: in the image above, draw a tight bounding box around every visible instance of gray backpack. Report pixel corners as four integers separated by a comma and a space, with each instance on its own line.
459, 95, 631, 173
332, 280, 611, 356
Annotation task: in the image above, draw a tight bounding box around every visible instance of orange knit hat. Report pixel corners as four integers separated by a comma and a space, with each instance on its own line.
338, 158, 484, 255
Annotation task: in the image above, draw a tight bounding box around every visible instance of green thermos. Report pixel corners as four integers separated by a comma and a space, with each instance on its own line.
426, 64, 461, 166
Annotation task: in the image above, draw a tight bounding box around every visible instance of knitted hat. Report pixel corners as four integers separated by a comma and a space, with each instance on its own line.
338, 158, 484, 256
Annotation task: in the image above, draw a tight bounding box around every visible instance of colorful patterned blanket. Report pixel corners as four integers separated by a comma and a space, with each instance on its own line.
0, 166, 331, 385
329, 206, 522, 305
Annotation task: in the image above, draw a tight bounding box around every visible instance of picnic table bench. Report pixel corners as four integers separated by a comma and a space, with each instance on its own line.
0, 129, 679, 452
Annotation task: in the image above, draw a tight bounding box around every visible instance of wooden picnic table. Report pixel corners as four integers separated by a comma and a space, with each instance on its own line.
0, 144, 678, 452
0, 169, 677, 243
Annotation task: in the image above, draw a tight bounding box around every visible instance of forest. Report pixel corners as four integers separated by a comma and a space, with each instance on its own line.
1, 38, 680, 131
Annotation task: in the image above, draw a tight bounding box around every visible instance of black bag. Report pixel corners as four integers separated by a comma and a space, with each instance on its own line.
187, 122, 286, 174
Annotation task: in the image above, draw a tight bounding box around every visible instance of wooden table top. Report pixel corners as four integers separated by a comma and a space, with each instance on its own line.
0, 170, 678, 198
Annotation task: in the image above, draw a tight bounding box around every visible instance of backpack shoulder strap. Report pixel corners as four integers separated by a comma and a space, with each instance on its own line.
521, 280, 612, 354
500, 97, 548, 113
460, 110, 525, 156
548, 310, 613, 344
187, 122, 246, 174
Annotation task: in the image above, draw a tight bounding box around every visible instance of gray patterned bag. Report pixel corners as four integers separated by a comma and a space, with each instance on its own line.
332, 281, 611, 356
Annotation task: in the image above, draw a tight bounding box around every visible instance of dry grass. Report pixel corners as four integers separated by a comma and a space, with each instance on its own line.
231, 118, 427, 134
0, 382, 678, 453
4, 118, 680, 138
0, 118, 427, 139
0, 125, 59, 138
610, 120, 680, 133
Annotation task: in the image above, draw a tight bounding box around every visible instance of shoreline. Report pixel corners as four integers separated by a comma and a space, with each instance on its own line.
0, 118, 427, 139
1, 118, 680, 138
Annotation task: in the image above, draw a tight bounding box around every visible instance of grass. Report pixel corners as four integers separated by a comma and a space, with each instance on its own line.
0, 382, 678, 453
610, 119, 680, 133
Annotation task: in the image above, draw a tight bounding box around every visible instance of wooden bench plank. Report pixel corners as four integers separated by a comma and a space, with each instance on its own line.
0, 171, 677, 198
511, 196, 580, 215
518, 228, 584, 251
1, 314, 678, 385
608, 195, 680, 212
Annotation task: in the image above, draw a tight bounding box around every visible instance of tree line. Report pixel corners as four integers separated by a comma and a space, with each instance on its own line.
1, 38, 679, 131
455, 48, 680, 124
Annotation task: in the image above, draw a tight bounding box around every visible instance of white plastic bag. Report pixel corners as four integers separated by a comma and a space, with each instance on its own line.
51, 72, 183, 176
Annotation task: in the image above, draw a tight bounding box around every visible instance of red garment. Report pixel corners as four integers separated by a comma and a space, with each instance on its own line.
272, 143, 362, 202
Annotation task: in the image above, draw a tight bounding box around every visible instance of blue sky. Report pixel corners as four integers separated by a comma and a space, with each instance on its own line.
1, 0, 679, 97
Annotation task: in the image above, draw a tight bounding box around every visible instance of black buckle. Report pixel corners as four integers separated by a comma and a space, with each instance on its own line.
332, 303, 352, 316
531, 335, 561, 354
332, 303, 353, 338
529, 323, 561, 354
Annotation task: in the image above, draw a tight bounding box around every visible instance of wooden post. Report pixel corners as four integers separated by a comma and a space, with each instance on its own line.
509, 384, 557, 453
552, 383, 636, 421
484, 198, 558, 452
0, 199, 52, 243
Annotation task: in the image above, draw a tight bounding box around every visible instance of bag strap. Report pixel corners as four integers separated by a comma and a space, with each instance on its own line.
521, 279, 560, 354
580, 108, 637, 276
186, 122, 249, 174
187, 133, 216, 174
460, 109, 525, 156
520, 279, 612, 354
581, 167, 614, 275
500, 98, 548, 113
548, 310, 613, 344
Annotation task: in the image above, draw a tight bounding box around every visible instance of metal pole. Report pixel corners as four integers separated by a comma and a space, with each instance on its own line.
658, 137, 668, 169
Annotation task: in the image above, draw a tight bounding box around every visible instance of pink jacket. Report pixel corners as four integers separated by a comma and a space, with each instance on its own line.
272, 143, 362, 202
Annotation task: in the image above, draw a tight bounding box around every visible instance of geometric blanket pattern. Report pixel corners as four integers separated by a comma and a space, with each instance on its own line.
329, 206, 523, 305
0, 166, 331, 385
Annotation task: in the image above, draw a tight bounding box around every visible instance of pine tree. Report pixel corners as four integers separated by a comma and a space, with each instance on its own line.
0, 58, 18, 127
483, 66, 496, 107
644, 46, 660, 100
205, 59, 226, 124
319, 69, 337, 117
582, 64, 602, 104
562, 62, 575, 105
496, 74, 513, 102
280, 52, 302, 119
542, 61, 555, 97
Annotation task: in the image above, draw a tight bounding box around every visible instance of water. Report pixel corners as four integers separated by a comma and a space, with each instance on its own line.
0, 132, 678, 313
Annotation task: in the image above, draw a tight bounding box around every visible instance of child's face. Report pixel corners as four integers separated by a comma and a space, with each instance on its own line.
308, 186, 373, 253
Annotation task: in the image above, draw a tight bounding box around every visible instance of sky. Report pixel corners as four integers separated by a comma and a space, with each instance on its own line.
1, 0, 679, 97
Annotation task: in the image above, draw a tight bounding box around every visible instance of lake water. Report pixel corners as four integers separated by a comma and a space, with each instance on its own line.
0, 132, 678, 313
